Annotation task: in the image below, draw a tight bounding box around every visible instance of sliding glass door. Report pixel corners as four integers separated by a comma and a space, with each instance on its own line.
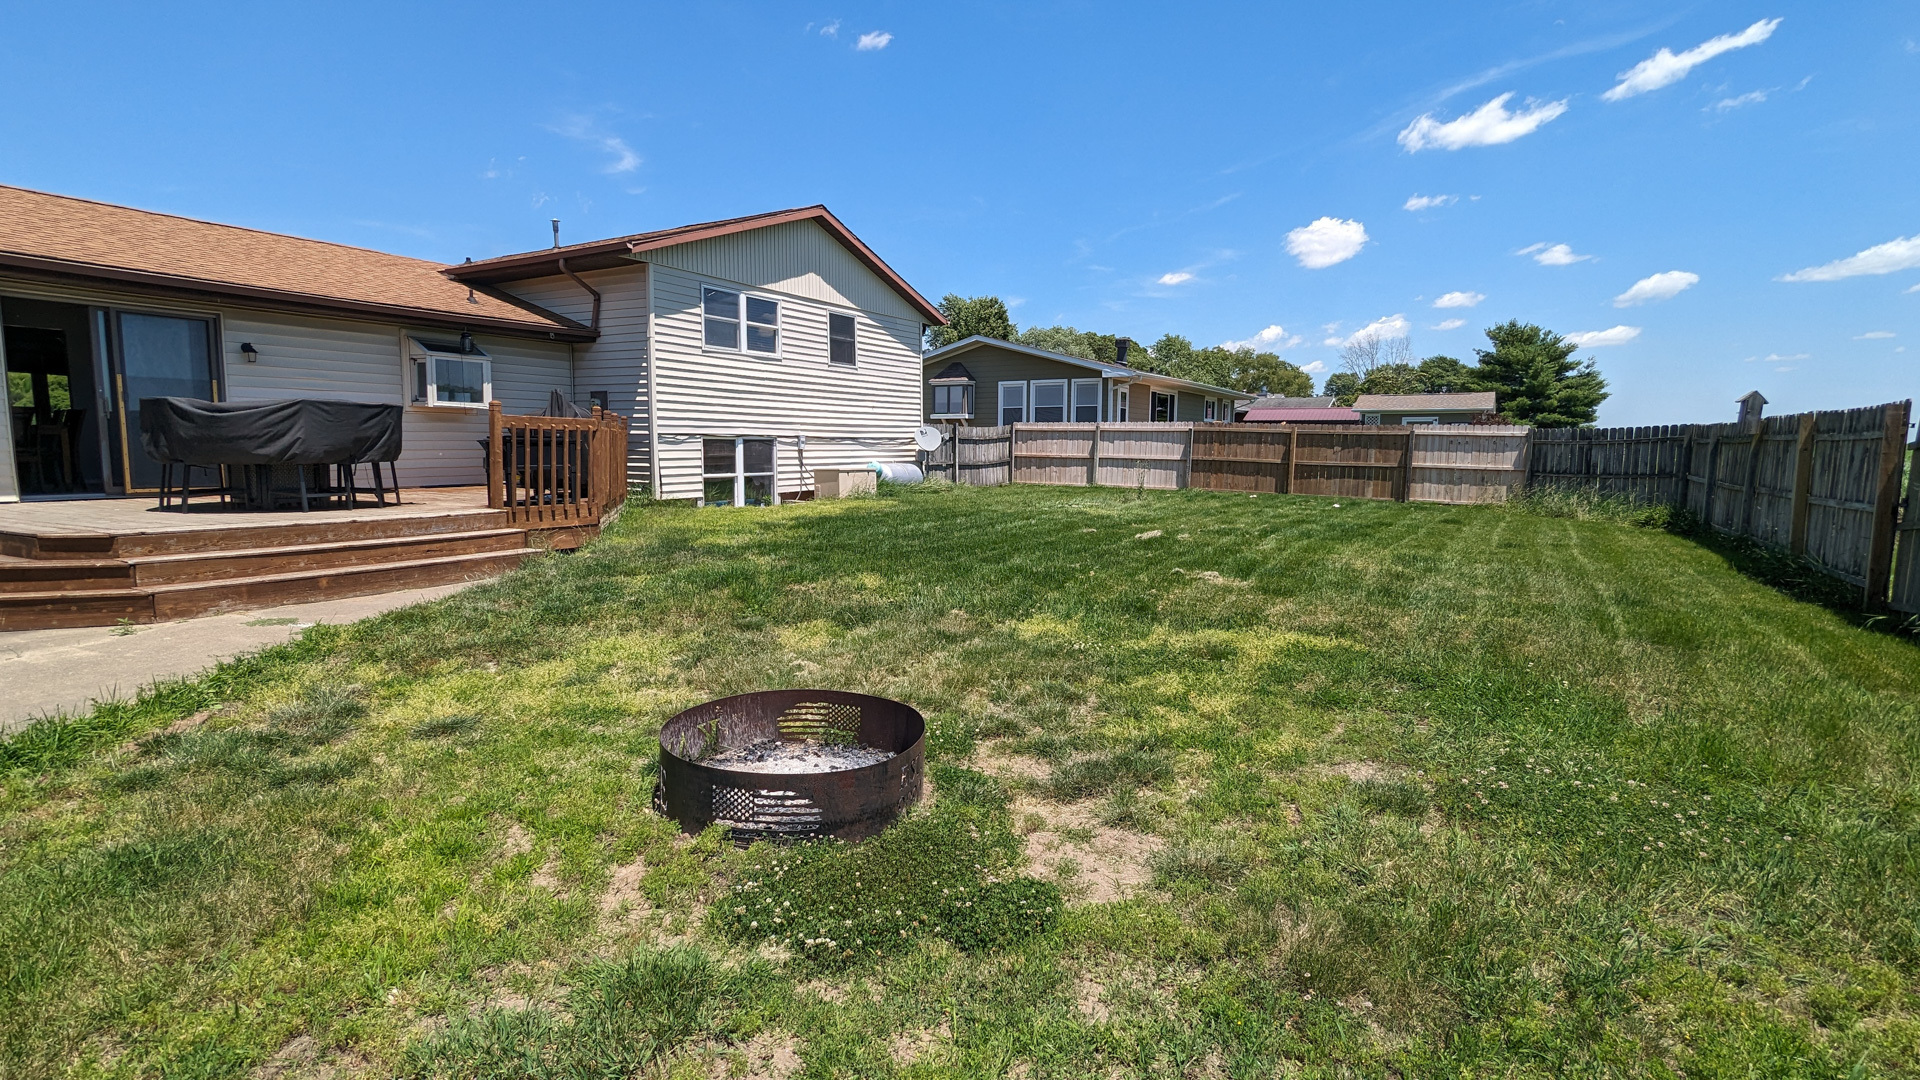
113, 312, 215, 491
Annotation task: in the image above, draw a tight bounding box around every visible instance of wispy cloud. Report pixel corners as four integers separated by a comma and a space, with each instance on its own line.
1564, 326, 1642, 347
1221, 325, 1302, 351
1712, 89, 1770, 111
1432, 318, 1467, 331
819, 19, 840, 38
1434, 290, 1485, 309
1398, 93, 1568, 152
1604, 18, 1783, 101
856, 30, 892, 50
1404, 193, 1459, 211
1780, 235, 1920, 282
1908, 283, 1920, 294
1286, 217, 1369, 269
1856, 331, 1896, 340
1325, 314, 1411, 347
1157, 271, 1195, 286
1518, 242, 1593, 266
551, 115, 642, 174
1615, 270, 1699, 306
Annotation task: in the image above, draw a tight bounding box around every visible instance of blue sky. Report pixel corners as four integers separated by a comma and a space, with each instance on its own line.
1, 2, 1915, 424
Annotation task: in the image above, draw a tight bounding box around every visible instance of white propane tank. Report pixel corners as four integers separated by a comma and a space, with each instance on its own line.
867, 462, 925, 484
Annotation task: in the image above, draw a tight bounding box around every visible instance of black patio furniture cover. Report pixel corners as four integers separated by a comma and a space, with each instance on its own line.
139, 398, 403, 466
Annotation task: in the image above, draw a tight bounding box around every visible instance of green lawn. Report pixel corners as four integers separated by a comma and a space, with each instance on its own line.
3, 483, 1918, 1079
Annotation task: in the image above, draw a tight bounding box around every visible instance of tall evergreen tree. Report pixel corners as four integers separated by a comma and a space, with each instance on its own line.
1472, 321, 1609, 427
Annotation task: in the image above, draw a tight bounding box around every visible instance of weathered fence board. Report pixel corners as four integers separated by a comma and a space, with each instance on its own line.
923, 424, 1012, 486
1528, 425, 1692, 505
1408, 426, 1531, 504
1891, 444, 1920, 615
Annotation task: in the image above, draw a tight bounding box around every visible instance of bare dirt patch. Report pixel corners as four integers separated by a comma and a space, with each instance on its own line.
1011, 795, 1163, 905
974, 743, 1052, 785
501, 821, 534, 857
248, 1034, 367, 1079
530, 852, 564, 896
710, 1030, 802, 1079
598, 856, 651, 924
1319, 760, 1406, 783
1075, 974, 1111, 1022
1173, 568, 1251, 587
889, 1020, 951, 1065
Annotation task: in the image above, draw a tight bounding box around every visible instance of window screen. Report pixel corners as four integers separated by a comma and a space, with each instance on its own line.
1031, 381, 1067, 422
1072, 380, 1100, 422
744, 296, 779, 354
703, 287, 740, 349
829, 313, 856, 366
999, 382, 1026, 425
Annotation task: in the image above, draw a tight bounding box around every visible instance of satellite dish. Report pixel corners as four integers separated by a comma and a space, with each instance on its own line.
913, 425, 944, 452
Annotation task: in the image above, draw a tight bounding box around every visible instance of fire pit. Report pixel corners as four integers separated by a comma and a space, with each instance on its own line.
654, 690, 925, 843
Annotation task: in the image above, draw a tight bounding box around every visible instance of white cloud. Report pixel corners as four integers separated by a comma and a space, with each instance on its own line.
1856, 331, 1896, 339
1909, 283, 1920, 294
819, 19, 840, 37
1519, 242, 1592, 266
1713, 90, 1770, 111
1301, 360, 1327, 374
1397, 93, 1569, 152
1614, 270, 1700, 306
1603, 18, 1783, 101
1780, 235, 1920, 282
1326, 314, 1412, 347
1564, 325, 1642, 347
855, 30, 892, 50
1157, 271, 1195, 286
1221, 324, 1302, 351
1286, 217, 1369, 268
1432, 319, 1467, 331
551, 116, 642, 174
1404, 193, 1458, 211
1433, 290, 1485, 309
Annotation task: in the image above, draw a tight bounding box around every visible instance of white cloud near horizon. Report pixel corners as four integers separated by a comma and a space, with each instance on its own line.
1614, 270, 1699, 306
1856, 331, 1896, 339
1157, 271, 1195, 286
1220, 324, 1303, 351
1398, 93, 1568, 152
1286, 217, 1369, 268
1404, 193, 1458, 211
855, 30, 892, 50
1432, 318, 1467, 331
1434, 290, 1485, 308
1301, 360, 1327, 374
1604, 18, 1783, 102
1324, 314, 1412, 347
1518, 242, 1592, 266
1564, 326, 1642, 347
1780, 235, 1920, 282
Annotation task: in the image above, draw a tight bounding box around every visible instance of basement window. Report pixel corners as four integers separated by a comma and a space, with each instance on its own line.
409, 337, 491, 408
702, 436, 777, 507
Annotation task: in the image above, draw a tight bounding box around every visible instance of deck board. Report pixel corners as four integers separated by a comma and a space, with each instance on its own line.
0, 487, 493, 539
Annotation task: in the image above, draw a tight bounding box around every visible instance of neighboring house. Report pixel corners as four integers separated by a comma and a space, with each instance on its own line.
1352, 392, 1498, 425
0, 186, 942, 504
923, 336, 1242, 426
1237, 394, 1361, 424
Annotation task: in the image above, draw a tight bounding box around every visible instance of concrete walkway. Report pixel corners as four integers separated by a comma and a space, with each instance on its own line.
0, 582, 479, 734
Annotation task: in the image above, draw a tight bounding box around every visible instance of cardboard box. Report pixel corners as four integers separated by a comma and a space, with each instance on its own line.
815, 468, 877, 498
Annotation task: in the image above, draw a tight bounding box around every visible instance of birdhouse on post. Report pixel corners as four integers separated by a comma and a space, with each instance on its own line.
1736, 390, 1767, 429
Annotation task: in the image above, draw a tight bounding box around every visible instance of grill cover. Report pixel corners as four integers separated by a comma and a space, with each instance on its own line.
138, 398, 403, 465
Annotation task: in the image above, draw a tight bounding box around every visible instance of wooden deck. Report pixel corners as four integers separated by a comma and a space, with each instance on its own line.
0, 487, 596, 630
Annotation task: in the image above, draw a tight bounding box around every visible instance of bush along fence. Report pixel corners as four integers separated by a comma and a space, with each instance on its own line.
923, 401, 1916, 612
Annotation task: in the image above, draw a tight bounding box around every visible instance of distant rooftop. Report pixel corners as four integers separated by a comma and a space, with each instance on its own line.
1352, 392, 1498, 412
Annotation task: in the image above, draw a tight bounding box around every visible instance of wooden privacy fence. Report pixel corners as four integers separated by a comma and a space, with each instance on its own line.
487, 401, 630, 525
1527, 425, 1694, 506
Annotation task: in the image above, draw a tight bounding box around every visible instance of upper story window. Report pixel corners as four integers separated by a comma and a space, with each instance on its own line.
409, 337, 492, 408
829, 313, 857, 366
703, 286, 781, 355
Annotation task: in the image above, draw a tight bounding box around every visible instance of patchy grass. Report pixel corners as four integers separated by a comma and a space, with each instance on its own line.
3, 483, 1919, 1078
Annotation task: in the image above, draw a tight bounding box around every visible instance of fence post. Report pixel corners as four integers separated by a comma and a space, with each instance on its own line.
1287, 427, 1299, 495
487, 400, 504, 510
1184, 423, 1195, 490
1399, 428, 1414, 501
1090, 423, 1102, 487
1789, 413, 1816, 556
1863, 400, 1913, 611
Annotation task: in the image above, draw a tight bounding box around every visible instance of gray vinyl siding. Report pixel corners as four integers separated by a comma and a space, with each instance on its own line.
644, 219, 924, 325
921, 345, 1094, 426
498, 265, 653, 485
647, 261, 923, 501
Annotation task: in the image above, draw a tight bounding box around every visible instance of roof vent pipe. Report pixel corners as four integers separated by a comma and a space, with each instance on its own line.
551, 219, 561, 249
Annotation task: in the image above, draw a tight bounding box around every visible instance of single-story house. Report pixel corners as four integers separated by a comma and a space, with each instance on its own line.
0, 185, 943, 505
1236, 394, 1361, 424
1352, 392, 1498, 425
923, 336, 1242, 426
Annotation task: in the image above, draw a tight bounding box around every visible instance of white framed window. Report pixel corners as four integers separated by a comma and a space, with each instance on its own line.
703, 286, 780, 356
1030, 379, 1067, 422
1113, 385, 1130, 422
701, 436, 778, 506
998, 381, 1027, 425
1071, 379, 1101, 423
1151, 391, 1174, 422
829, 312, 857, 366
1204, 399, 1217, 422
1402, 415, 1439, 425
408, 337, 492, 408
930, 383, 974, 418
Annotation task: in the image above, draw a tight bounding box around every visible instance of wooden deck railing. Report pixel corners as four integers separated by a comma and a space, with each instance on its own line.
486, 401, 629, 525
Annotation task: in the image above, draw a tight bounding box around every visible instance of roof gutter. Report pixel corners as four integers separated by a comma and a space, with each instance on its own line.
556, 257, 602, 330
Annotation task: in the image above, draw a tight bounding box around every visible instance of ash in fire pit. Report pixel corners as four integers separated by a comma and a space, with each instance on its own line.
702, 738, 896, 774
654, 690, 925, 843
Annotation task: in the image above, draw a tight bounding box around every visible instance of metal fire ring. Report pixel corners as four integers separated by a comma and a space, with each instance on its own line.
654, 689, 925, 844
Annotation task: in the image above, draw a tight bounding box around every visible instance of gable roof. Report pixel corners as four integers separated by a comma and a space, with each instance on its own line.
928, 361, 975, 383
447, 205, 945, 325
1352, 391, 1498, 412
0, 184, 590, 340
923, 336, 1245, 398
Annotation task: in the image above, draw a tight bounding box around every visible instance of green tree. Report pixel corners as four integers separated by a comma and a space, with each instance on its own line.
1015, 325, 1097, 360
927, 294, 1017, 349
1178, 347, 1313, 396
1415, 355, 1480, 393
1356, 363, 1426, 396
1136, 334, 1193, 375
1472, 321, 1609, 427
1322, 371, 1361, 405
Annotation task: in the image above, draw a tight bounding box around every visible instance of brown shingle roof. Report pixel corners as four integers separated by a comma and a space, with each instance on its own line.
0, 185, 588, 339
1352, 392, 1497, 412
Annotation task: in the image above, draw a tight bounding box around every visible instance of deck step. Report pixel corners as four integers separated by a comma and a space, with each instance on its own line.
0, 548, 538, 631
124, 528, 532, 586
1, 507, 514, 560
0, 555, 133, 593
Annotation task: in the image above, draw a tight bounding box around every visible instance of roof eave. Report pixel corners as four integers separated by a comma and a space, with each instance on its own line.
0, 252, 597, 342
